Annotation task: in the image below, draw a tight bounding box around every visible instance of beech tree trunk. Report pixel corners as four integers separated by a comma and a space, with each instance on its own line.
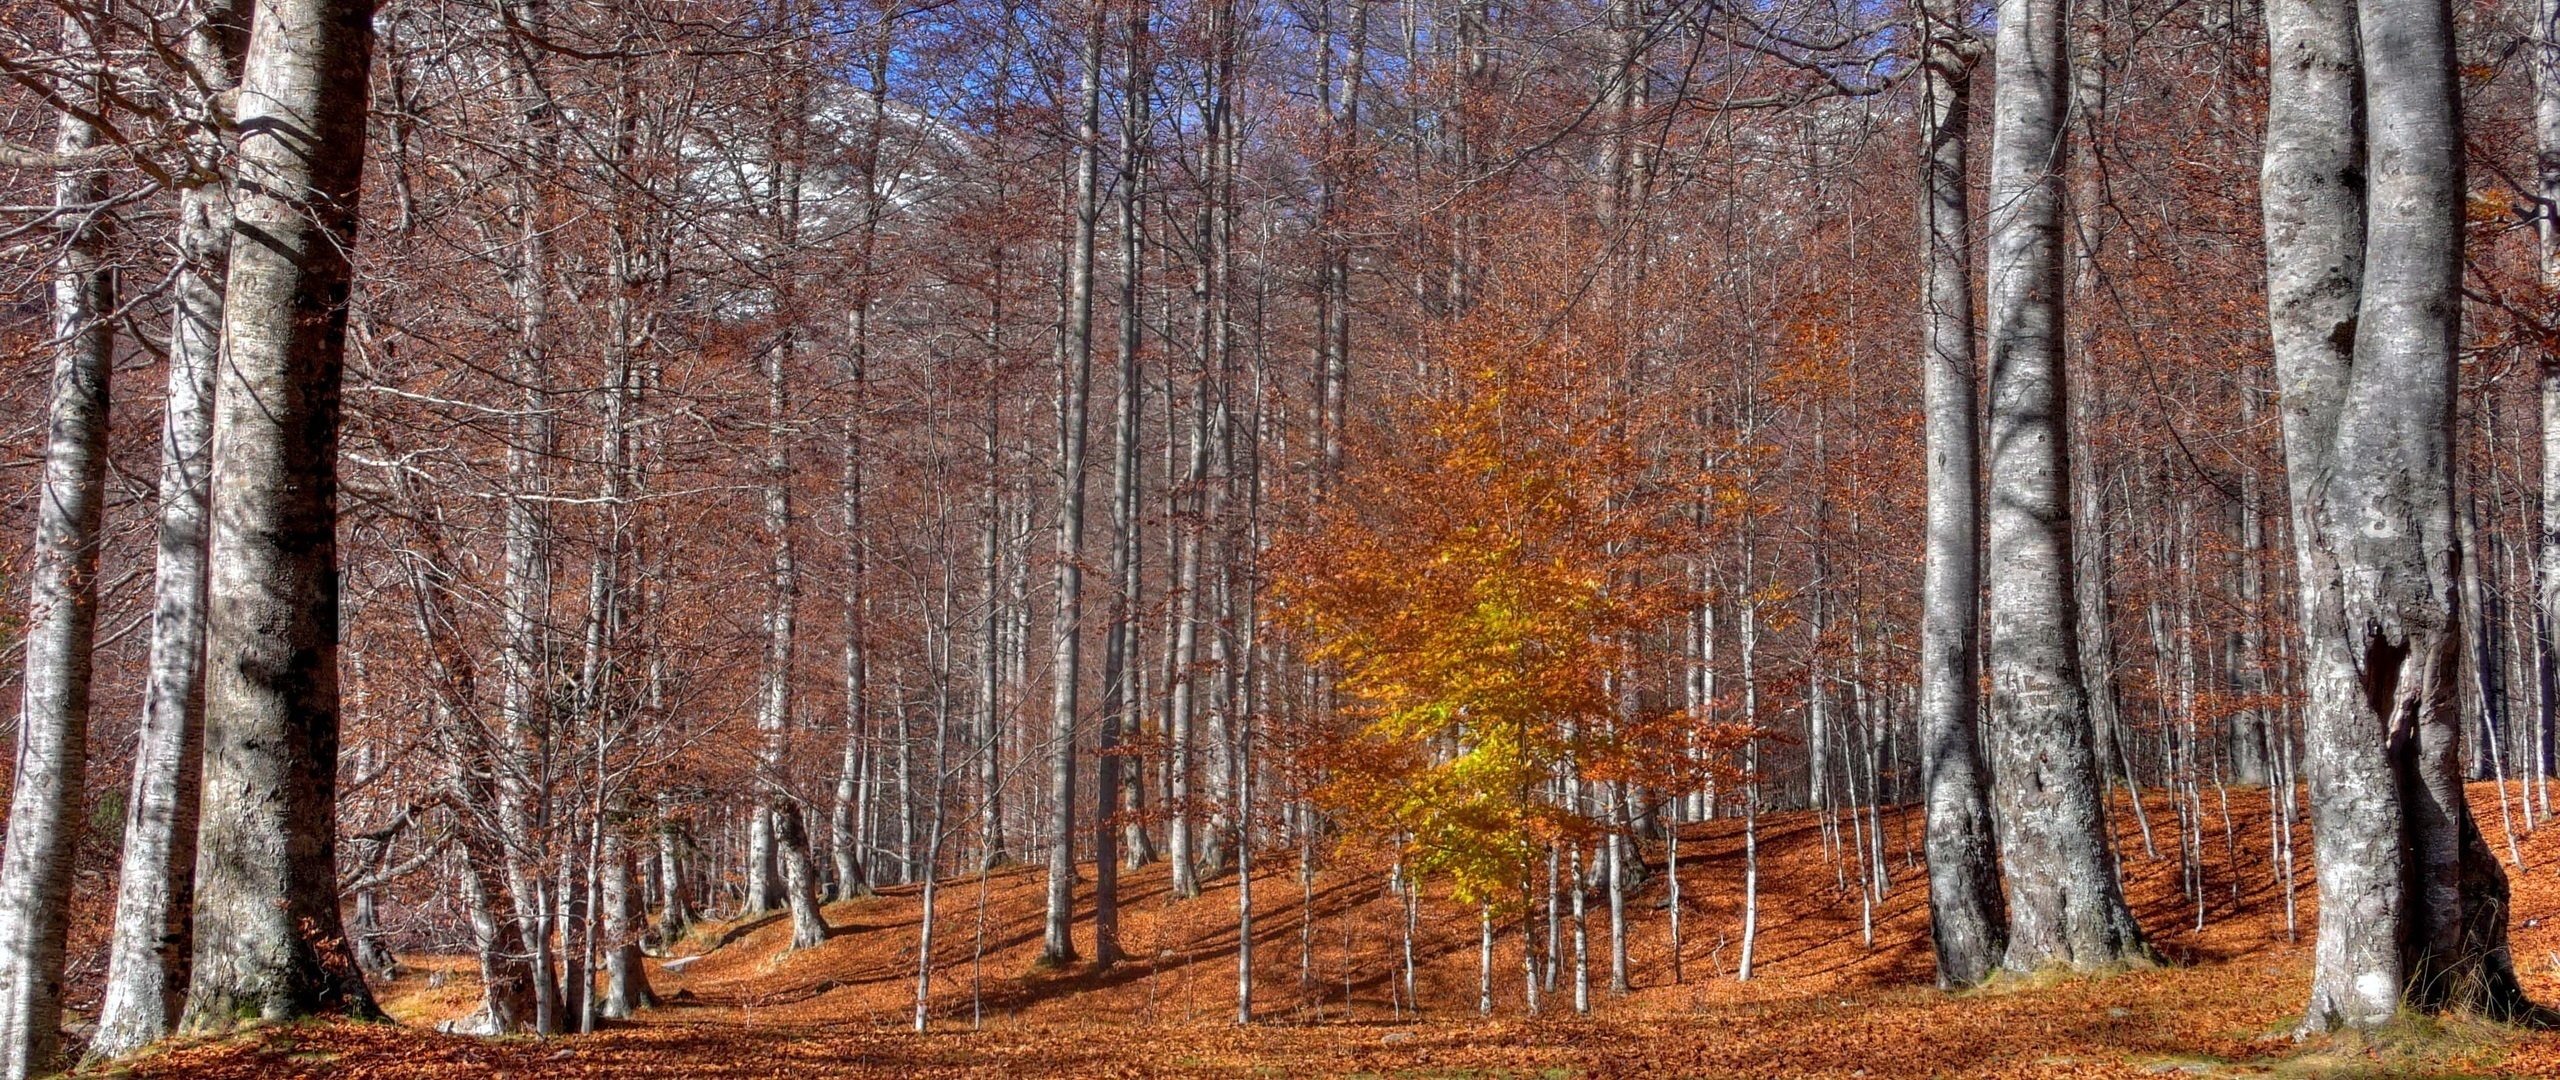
599, 828, 655, 1018
1041, 9, 1105, 967
90, 3, 247, 1060
2534, 0, 2560, 827
1167, 379, 1208, 897
1982, 0, 2147, 972
2063, 0, 2126, 785
487, 0, 563, 1026
1913, 6, 2005, 990
1091, 3, 1154, 969
831, 26, 891, 904
761, 332, 828, 951
179, 0, 382, 1029
376, 418, 537, 1036
2265, 0, 2537, 1030
0, 20, 117, 1073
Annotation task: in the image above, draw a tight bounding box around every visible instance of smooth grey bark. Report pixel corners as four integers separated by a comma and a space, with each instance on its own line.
834, 395, 872, 900
760, 334, 827, 951
1092, 3, 1153, 970
1110, 5, 1156, 876
1042, 12, 1105, 967
1982, 0, 2147, 972
2266, 0, 2537, 1031
0, 20, 116, 1073
654, 802, 693, 943
2063, 0, 2126, 785
1913, 8, 2006, 990
2263, 0, 2398, 1031
1166, 378, 1208, 897
772, 802, 828, 951
489, 0, 560, 1029
831, 28, 892, 904
2534, 0, 2560, 824
435, 633, 538, 1036
974, 428, 1001, 877
91, 0, 247, 1059
178, 0, 382, 1029
599, 827, 655, 1018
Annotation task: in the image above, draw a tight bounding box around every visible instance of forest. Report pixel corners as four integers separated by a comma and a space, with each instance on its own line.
2, 0, 2558, 1072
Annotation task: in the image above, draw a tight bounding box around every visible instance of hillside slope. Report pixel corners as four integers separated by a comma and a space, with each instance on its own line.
121, 787, 2560, 1078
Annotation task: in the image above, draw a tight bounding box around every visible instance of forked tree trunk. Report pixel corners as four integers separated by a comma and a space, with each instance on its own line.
0, 20, 117, 1074
1912, 3, 2005, 989
2265, 0, 2538, 1031
1981, 0, 2147, 972
179, 0, 383, 1029
773, 803, 828, 951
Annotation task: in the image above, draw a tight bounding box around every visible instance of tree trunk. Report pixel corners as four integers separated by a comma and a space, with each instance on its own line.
2533, 0, 2560, 856
376, 417, 538, 1036
2266, 0, 2537, 1029
655, 805, 693, 944
2063, 0, 2127, 787
90, 3, 246, 1061
0, 21, 117, 1073
179, 0, 382, 1029
761, 333, 826, 950
1093, 1, 1154, 967
600, 827, 655, 1018
1913, 6, 2005, 990
1168, 380, 1208, 896
1982, 0, 2147, 972
1041, 9, 1105, 968
773, 803, 828, 951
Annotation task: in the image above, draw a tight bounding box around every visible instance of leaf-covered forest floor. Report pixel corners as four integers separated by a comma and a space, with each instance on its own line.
108, 786, 2560, 1078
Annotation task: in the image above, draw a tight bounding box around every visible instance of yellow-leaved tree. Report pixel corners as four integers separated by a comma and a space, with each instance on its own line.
1272, 315, 1688, 910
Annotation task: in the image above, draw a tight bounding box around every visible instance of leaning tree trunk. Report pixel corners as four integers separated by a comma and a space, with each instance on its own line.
1913, 6, 2005, 990
178, 0, 383, 1030
2267, 0, 2538, 1031
0, 19, 117, 1074
377, 419, 537, 1035
90, 0, 246, 1060
1981, 0, 2148, 973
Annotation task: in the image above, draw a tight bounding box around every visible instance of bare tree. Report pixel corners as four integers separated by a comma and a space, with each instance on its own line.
1913, 1, 2004, 989
178, 0, 382, 1029
2265, 0, 2538, 1031
90, 0, 247, 1059
0, 13, 117, 1075
1041, 3, 1106, 968
1981, 0, 2147, 971
2535, 0, 2560, 813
